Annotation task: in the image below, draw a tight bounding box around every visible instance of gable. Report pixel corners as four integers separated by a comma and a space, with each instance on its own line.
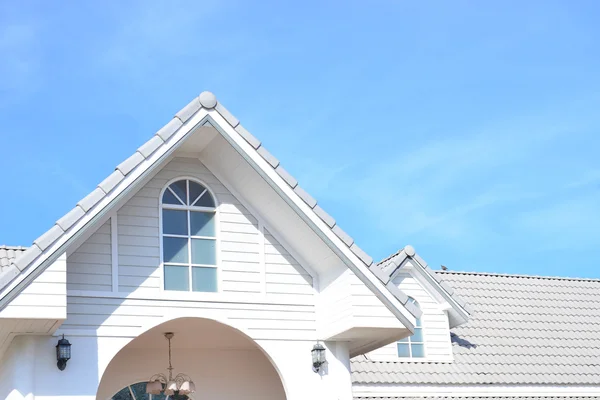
0, 91, 418, 335
64, 156, 316, 299
365, 271, 453, 362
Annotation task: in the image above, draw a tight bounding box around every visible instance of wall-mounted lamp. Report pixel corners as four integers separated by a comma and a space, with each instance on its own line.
311, 343, 326, 373
56, 334, 71, 371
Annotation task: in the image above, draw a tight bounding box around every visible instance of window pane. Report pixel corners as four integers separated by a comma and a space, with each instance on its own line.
130, 383, 150, 400
195, 191, 215, 207
397, 343, 410, 357
164, 265, 189, 291
190, 211, 215, 236
398, 337, 409, 343
169, 180, 188, 204
412, 327, 423, 342
192, 267, 217, 292
162, 189, 183, 205
111, 387, 133, 400
189, 181, 206, 206
411, 343, 425, 357
415, 317, 422, 328
162, 209, 188, 235
191, 239, 216, 265
163, 237, 189, 263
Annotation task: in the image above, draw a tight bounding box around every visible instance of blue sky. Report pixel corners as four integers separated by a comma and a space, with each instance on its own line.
1, 1, 599, 278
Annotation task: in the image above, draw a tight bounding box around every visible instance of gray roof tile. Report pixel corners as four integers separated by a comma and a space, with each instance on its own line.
257, 146, 280, 168
333, 225, 354, 247
215, 102, 240, 128
55, 206, 85, 231
0, 246, 27, 271
33, 225, 64, 251
137, 135, 164, 158
235, 125, 261, 149
358, 397, 600, 400
77, 187, 106, 212
275, 165, 298, 188
175, 97, 201, 123
116, 152, 145, 176
98, 170, 125, 194
352, 271, 600, 385
156, 118, 183, 142
293, 186, 317, 208
351, 243, 374, 266
12, 245, 41, 271
313, 205, 335, 228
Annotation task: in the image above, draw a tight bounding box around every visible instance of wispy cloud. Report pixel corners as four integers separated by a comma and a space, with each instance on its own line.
295, 105, 600, 261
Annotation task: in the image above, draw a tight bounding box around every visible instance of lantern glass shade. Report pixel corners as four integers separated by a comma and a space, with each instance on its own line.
56, 338, 71, 361
164, 380, 178, 395
311, 343, 326, 370
146, 380, 163, 394
179, 381, 191, 394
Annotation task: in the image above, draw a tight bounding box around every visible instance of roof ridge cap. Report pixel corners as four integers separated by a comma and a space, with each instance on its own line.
438, 269, 600, 282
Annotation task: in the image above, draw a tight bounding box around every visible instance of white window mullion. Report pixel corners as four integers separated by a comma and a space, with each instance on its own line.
188, 209, 192, 291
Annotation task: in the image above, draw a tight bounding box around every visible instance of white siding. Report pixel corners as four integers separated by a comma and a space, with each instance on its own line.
264, 228, 313, 298
60, 295, 316, 341
0, 254, 67, 320
117, 157, 264, 294
349, 270, 403, 328
67, 220, 112, 291
367, 273, 453, 362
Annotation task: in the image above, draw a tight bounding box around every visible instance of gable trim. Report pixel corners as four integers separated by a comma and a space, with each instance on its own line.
1, 92, 418, 330
204, 110, 417, 328
380, 246, 470, 327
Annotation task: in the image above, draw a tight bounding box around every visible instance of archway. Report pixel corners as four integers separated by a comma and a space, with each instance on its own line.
97, 317, 287, 400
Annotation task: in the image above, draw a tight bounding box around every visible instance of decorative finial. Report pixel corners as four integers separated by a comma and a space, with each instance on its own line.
199, 91, 217, 109
404, 245, 416, 257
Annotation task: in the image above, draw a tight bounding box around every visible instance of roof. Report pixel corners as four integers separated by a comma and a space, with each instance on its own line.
358, 397, 600, 400
352, 270, 600, 385
0, 246, 27, 272
378, 246, 471, 326
0, 91, 421, 322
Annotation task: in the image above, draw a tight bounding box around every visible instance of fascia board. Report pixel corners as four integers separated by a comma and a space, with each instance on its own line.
204, 110, 417, 331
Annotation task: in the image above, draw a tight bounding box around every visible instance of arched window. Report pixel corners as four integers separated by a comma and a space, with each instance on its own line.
111, 382, 189, 399
397, 297, 425, 358
161, 179, 217, 292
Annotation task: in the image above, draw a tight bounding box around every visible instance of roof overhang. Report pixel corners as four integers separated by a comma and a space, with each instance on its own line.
0, 92, 419, 331
379, 246, 471, 328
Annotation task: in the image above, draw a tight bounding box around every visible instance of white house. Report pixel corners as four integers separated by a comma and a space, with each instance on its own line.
0, 92, 597, 400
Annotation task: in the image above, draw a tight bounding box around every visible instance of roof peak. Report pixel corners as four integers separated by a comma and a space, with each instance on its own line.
438, 269, 600, 283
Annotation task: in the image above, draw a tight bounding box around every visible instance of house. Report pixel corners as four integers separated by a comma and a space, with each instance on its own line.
0, 92, 596, 400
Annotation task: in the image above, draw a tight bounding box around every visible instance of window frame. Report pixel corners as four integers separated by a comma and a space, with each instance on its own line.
159, 177, 220, 293
111, 381, 189, 399
397, 296, 426, 359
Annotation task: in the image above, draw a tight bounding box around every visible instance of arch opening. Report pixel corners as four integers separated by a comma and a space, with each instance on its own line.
97, 317, 287, 400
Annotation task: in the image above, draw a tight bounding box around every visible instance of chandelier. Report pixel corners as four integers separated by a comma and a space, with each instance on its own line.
146, 332, 196, 396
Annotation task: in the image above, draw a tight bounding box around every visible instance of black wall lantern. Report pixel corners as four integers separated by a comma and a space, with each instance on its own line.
56, 334, 71, 371
311, 343, 326, 373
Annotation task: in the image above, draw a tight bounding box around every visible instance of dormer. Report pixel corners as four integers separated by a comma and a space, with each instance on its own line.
364, 246, 472, 362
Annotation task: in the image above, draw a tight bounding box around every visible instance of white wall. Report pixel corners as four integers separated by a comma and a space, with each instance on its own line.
366, 273, 452, 361
0, 253, 67, 320
98, 347, 285, 400
0, 321, 355, 400
65, 157, 316, 299
67, 221, 112, 291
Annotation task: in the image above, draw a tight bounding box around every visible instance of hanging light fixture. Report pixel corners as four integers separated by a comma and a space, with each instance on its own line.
146, 332, 196, 396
